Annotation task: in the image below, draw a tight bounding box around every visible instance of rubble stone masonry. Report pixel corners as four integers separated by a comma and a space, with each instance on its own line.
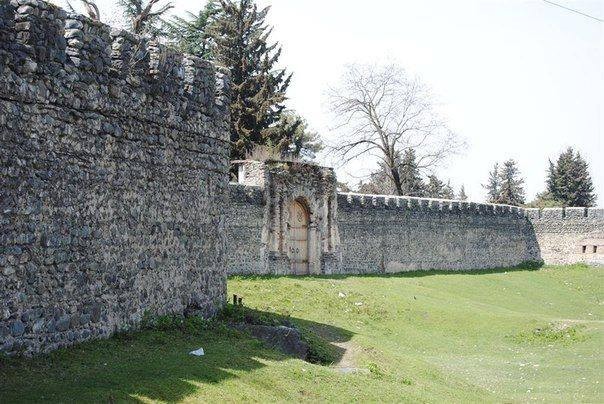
0, 0, 230, 355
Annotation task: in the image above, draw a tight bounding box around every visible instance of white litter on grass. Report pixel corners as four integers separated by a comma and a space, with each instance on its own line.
189, 347, 205, 356
338, 292, 346, 298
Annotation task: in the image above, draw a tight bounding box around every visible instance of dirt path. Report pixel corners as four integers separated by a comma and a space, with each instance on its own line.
332, 340, 369, 374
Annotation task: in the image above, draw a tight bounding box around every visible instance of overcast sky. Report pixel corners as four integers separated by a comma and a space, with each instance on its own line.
57, 0, 603, 204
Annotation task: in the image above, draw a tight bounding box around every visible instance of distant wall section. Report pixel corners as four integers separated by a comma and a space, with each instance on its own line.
226, 166, 604, 276
337, 194, 541, 273
527, 208, 603, 266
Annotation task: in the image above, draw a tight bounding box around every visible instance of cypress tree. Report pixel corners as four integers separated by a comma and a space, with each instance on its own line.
483, 163, 500, 203
545, 159, 556, 196
399, 149, 425, 197
208, 0, 293, 160
497, 159, 525, 206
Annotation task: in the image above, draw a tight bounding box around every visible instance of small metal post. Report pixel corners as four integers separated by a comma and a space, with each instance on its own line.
238, 297, 243, 306
233, 294, 237, 305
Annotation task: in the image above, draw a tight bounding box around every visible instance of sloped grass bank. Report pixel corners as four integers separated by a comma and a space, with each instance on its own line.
1, 264, 602, 402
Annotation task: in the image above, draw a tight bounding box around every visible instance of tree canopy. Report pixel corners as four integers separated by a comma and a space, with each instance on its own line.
546, 148, 596, 207
208, 0, 294, 160
497, 159, 525, 206
328, 63, 464, 196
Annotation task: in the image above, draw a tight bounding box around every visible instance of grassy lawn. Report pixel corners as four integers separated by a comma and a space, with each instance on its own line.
1, 264, 602, 402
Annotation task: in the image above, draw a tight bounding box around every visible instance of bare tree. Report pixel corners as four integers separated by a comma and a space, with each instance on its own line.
66, 0, 101, 20
119, 0, 173, 35
327, 63, 465, 196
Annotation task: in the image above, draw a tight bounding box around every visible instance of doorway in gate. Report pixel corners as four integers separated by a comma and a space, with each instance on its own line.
288, 199, 309, 274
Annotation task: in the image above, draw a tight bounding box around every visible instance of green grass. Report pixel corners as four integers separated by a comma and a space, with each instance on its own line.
1, 264, 602, 402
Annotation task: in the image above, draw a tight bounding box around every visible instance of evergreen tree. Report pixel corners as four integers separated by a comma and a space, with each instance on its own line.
549, 148, 596, 207
337, 182, 352, 193
483, 163, 500, 203
119, 0, 173, 35
399, 149, 425, 197
527, 159, 560, 207
425, 176, 455, 199
425, 175, 444, 198
269, 111, 323, 160
458, 185, 468, 201
164, 1, 218, 58
526, 191, 564, 208
357, 179, 386, 195
545, 159, 556, 196
208, 0, 293, 160
442, 180, 455, 199
357, 164, 397, 195
497, 159, 525, 206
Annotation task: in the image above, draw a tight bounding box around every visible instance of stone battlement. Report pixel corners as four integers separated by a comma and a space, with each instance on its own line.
337, 192, 525, 216
0, 0, 229, 131
227, 178, 603, 276
525, 207, 603, 220
338, 192, 603, 220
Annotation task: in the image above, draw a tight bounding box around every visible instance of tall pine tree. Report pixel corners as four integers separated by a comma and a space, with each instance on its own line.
208, 0, 294, 160
425, 175, 453, 199
399, 149, 425, 197
483, 163, 500, 203
497, 159, 525, 206
458, 185, 468, 201
548, 148, 596, 207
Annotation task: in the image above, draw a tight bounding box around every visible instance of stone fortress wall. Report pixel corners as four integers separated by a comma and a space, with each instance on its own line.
1, 0, 602, 357
227, 161, 603, 275
337, 195, 603, 273
337, 193, 539, 273
527, 207, 603, 266
0, 0, 230, 356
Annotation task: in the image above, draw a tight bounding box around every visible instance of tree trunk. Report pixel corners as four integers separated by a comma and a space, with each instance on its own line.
390, 166, 404, 196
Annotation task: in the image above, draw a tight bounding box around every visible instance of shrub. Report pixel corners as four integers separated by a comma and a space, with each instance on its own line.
511, 323, 587, 346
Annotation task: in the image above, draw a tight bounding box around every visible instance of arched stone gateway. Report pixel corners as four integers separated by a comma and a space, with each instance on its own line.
231, 160, 342, 275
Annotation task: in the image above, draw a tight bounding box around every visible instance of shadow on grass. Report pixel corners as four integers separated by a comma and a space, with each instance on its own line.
219, 304, 353, 365
0, 311, 354, 403
230, 261, 546, 281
